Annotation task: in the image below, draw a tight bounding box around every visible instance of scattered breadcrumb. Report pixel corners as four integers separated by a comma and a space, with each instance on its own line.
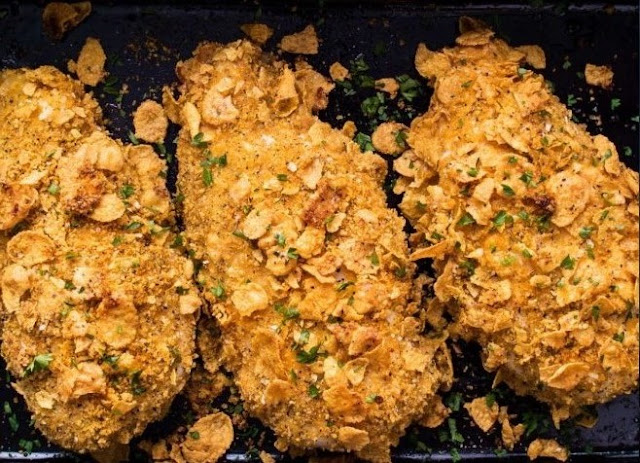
240, 23, 274, 45
259, 451, 276, 463
69, 37, 106, 86
329, 62, 350, 81
585, 63, 614, 89
464, 397, 499, 433
516, 45, 546, 69
133, 100, 169, 144
372, 121, 409, 155
341, 120, 357, 139
279, 25, 319, 54
180, 413, 234, 463
42, 1, 91, 40
498, 406, 525, 451
375, 77, 400, 98
527, 439, 569, 462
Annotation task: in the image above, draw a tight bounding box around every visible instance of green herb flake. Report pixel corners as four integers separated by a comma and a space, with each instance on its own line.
365, 394, 379, 404
492, 210, 514, 228
296, 345, 324, 364
591, 305, 600, 320
191, 132, 208, 148
277, 173, 288, 182
522, 249, 533, 259
622, 146, 632, 157
125, 221, 143, 231
467, 167, 479, 177
189, 431, 200, 440
448, 418, 464, 444
118, 184, 135, 199
519, 171, 534, 186
501, 184, 515, 197
308, 384, 321, 399
613, 332, 625, 342
457, 212, 476, 227
567, 94, 578, 106
212, 283, 226, 300
23, 353, 53, 377
610, 98, 621, 111
127, 131, 140, 145
354, 133, 374, 152
47, 182, 60, 195
202, 165, 213, 187
459, 259, 477, 277
337, 281, 354, 291
369, 252, 380, 266
508, 156, 518, 164
112, 235, 124, 246
275, 233, 286, 247
560, 255, 576, 270
444, 392, 463, 412
397, 74, 421, 102
130, 370, 146, 396
395, 130, 408, 149
485, 392, 497, 407
286, 248, 299, 260
579, 226, 595, 240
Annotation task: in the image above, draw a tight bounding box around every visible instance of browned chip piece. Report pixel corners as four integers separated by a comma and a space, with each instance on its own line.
585, 63, 614, 89
372, 122, 408, 156
74, 37, 107, 86
375, 78, 400, 99
240, 23, 274, 45
279, 25, 319, 55
516, 45, 546, 69
527, 439, 569, 462
133, 100, 169, 144
464, 397, 499, 433
180, 413, 234, 463
42, 1, 92, 40
329, 62, 350, 81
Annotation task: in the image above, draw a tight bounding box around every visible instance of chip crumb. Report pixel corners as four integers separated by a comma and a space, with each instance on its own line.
133, 100, 169, 144
375, 77, 400, 98
585, 63, 614, 89
498, 406, 525, 451
279, 25, 319, 55
42, 1, 91, 40
329, 62, 350, 81
180, 413, 234, 463
372, 121, 409, 156
516, 45, 546, 69
240, 23, 274, 45
527, 438, 569, 462
259, 452, 276, 463
71, 37, 106, 86
417, 395, 450, 428
464, 396, 500, 433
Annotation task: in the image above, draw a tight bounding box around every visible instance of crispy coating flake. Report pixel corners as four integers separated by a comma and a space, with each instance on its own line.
395, 18, 639, 423
279, 25, 319, 55
173, 40, 453, 462
240, 23, 274, 45
527, 438, 569, 462
69, 37, 107, 86
0, 67, 197, 453
180, 413, 234, 463
585, 63, 614, 89
42, 1, 92, 40
134, 99, 169, 143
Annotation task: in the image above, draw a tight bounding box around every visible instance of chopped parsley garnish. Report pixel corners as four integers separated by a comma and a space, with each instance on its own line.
212, 283, 226, 299
286, 248, 299, 260
369, 252, 380, 266
365, 394, 379, 404
492, 210, 513, 227
275, 233, 286, 247
277, 173, 288, 182
567, 94, 577, 106
23, 353, 53, 377
232, 230, 249, 240
562, 59, 571, 70
508, 156, 518, 164
523, 410, 551, 437
394, 266, 407, 278
274, 303, 300, 321
591, 305, 600, 320
189, 431, 200, 440
613, 332, 625, 342
127, 131, 140, 145
459, 259, 477, 277
522, 249, 533, 259
501, 184, 515, 197
623, 146, 632, 157
610, 98, 621, 111
519, 171, 534, 186
457, 212, 476, 227
447, 418, 464, 444
191, 132, 208, 148
118, 183, 135, 199
396, 74, 421, 102
444, 392, 463, 412
461, 80, 472, 88
395, 130, 408, 149
361, 92, 386, 119
501, 255, 517, 266
124, 221, 142, 231
485, 392, 497, 407
130, 370, 146, 396
47, 182, 60, 195
112, 235, 124, 246
296, 345, 324, 364
337, 281, 354, 291
579, 226, 595, 239
354, 132, 373, 152
102, 354, 120, 367
560, 255, 576, 270
517, 67, 528, 77
308, 384, 321, 399
467, 167, 479, 177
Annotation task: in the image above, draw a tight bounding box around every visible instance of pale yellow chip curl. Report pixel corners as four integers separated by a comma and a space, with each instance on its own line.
527, 439, 569, 462
133, 100, 169, 144
279, 25, 319, 54
329, 62, 350, 81
585, 63, 614, 89
464, 397, 499, 433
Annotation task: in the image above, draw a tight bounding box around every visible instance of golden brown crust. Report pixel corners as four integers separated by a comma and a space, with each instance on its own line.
396, 19, 639, 423
42, 1, 92, 41
0, 67, 197, 453
173, 39, 452, 462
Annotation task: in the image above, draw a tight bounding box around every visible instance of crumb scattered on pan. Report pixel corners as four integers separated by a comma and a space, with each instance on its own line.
372, 121, 408, 155
68, 37, 106, 86
585, 63, 614, 89
259, 451, 276, 463
240, 23, 274, 45
375, 77, 400, 99
279, 25, 319, 54
464, 396, 499, 433
180, 413, 234, 463
341, 120, 357, 139
498, 406, 524, 451
329, 62, 350, 81
527, 438, 569, 462
516, 45, 546, 69
133, 100, 169, 144
42, 1, 91, 40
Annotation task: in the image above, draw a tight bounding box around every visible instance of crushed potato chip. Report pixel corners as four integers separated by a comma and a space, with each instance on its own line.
133, 100, 169, 143
279, 25, 319, 54
42, 1, 91, 40
585, 63, 614, 89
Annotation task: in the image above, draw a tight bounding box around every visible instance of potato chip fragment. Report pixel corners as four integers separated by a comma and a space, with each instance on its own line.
240, 23, 274, 45
134, 100, 168, 143
585, 63, 614, 89
7, 230, 56, 266
464, 397, 499, 432
180, 413, 234, 463
73, 37, 107, 86
279, 25, 319, 55
527, 438, 569, 462
42, 1, 92, 40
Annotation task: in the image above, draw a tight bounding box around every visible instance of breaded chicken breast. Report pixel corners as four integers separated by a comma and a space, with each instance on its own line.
394, 19, 639, 424
0, 67, 198, 453
171, 40, 453, 461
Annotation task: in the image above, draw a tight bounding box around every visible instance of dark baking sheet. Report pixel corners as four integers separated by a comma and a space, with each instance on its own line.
0, 1, 638, 461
